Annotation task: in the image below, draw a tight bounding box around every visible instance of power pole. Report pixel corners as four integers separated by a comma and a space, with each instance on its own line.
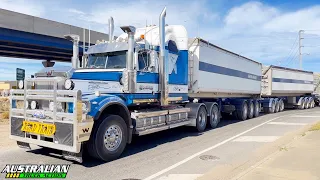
299, 30, 304, 70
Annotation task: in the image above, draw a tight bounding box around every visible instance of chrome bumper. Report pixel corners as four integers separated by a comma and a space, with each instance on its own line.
9, 77, 93, 153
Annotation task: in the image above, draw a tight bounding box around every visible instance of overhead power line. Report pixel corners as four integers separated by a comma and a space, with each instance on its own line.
280, 34, 299, 65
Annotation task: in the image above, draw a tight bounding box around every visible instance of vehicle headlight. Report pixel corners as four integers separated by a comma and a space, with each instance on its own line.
64, 79, 74, 90
49, 102, 63, 112
25, 101, 29, 109
30, 101, 37, 110
49, 102, 54, 111
18, 80, 24, 89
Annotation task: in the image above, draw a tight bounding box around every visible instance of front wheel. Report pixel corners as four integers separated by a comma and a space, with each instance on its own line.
87, 115, 128, 162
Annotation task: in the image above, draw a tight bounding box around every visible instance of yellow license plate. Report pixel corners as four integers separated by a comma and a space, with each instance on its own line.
21, 121, 56, 136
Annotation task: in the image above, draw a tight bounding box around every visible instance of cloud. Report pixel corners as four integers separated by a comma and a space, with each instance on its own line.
224, 1, 279, 28
66, 0, 218, 37
0, 0, 44, 17
1, 0, 320, 75
201, 1, 320, 69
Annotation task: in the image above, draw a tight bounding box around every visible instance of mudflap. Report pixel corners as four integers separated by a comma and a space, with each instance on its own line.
62, 145, 83, 163
17, 141, 31, 150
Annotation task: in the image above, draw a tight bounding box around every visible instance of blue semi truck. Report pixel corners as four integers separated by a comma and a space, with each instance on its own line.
9, 7, 315, 162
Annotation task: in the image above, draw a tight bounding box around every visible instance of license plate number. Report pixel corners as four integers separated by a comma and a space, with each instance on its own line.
21, 121, 56, 136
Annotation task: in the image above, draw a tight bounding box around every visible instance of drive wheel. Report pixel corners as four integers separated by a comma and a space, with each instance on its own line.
208, 105, 220, 129
196, 106, 207, 132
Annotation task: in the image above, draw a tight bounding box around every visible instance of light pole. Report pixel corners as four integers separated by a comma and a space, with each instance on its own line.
299, 30, 305, 70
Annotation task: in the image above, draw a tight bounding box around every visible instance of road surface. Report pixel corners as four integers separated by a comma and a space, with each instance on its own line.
1, 108, 319, 180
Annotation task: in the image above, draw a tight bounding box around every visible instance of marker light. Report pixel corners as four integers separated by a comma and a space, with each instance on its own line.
30, 101, 37, 110
64, 79, 74, 90
18, 80, 24, 89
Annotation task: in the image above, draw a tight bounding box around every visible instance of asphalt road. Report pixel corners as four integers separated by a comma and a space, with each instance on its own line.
1, 108, 319, 180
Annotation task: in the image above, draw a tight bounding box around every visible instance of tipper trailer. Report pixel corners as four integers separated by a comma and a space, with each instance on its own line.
261, 66, 315, 113
9, 7, 315, 162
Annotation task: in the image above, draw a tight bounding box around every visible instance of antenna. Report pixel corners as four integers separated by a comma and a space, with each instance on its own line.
88, 23, 91, 48
83, 28, 86, 54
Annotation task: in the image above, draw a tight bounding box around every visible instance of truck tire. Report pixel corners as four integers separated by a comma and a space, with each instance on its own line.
196, 106, 207, 132
279, 100, 284, 112
275, 100, 280, 113
264, 99, 275, 113
248, 100, 254, 119
304, 99, 308, 109
298, 99, 305, 109
235, 101, 248, 121
208, 105, 220, 129
253, 100, 260, 117
87, 115, 128, 162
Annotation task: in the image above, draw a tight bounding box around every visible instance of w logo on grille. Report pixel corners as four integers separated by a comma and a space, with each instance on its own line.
82, 128, 89, 133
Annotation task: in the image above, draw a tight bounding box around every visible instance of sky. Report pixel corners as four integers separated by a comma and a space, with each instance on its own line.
1, 0, 320, 80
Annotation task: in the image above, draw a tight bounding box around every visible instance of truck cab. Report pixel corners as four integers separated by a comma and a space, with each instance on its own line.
9, 8, 193, 162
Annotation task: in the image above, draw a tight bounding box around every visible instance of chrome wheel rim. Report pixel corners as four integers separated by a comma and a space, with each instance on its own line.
249, 103, 254, 117
255, 103, 259, 115
211, 109, 217, 125
104, 125, 122, 151
272, 102, 276, 112
199, 110, 206, 127
243, 104, 248, 119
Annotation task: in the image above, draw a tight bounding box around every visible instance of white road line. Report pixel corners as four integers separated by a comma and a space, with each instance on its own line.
156, 174, 202, 180
233, 136, 279, 142
290, 115, 320, 118
268, 122, 307, 126
143, 116, 284, 180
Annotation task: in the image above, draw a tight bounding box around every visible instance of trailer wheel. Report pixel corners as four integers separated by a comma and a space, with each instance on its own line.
196, 106, 208, 132
248, 101, 254, 119
304, 99, 308, 109
311, 100, 315, 108
279, 100, 284, 112
253, 100, 260, 117
264, 99, 275, 113
208, 105, 220, 129
298, 99, 305, 109
87, 115, 127, 162
235, 101, 248, 121
275, 100, 280, 113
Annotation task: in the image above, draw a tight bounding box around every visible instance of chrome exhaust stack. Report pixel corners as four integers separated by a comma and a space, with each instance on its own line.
64, 34, 80, 69
159, 7, 168, 106
109, 17, 114, 42
120, 26, 136, 93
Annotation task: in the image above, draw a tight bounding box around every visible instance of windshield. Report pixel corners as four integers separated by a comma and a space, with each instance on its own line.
86, 51, 126, 69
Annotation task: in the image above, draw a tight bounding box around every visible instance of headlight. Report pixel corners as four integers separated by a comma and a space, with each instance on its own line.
64, 79, 74, 90
49, 102, 54, 111
30, 101, 37, 110
49, 102, 63, 112
18, 80, 24, 89
25, 101, 29, 109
